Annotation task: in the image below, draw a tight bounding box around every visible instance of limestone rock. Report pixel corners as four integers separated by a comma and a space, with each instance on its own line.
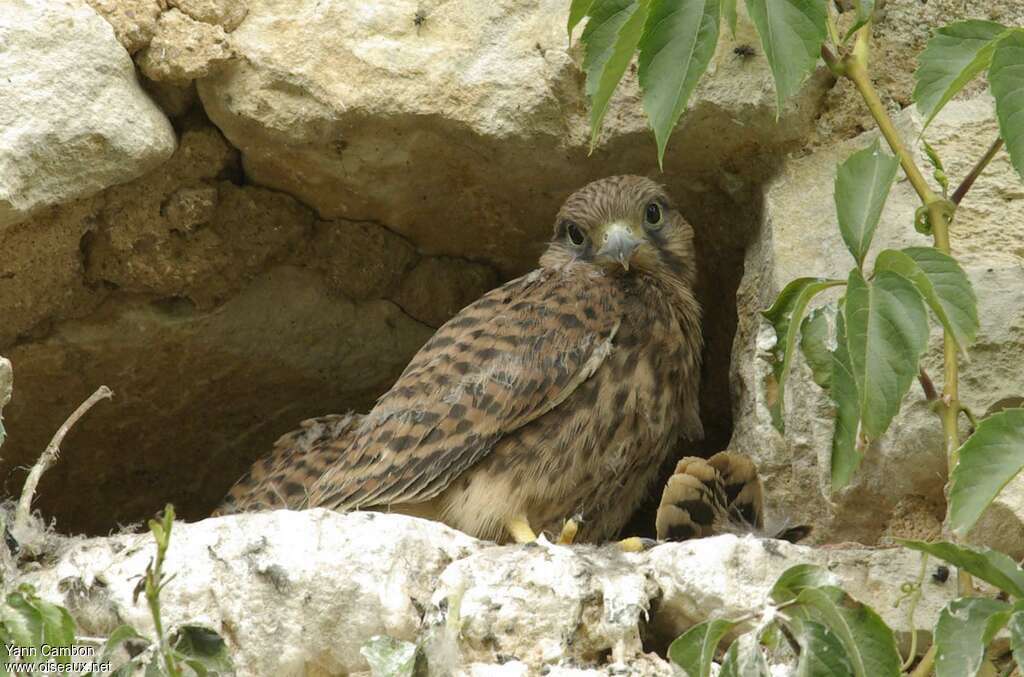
393, 257, 499, 328
169, 0, 248, 31
137, 8, 234, 83
83, 0, 162, 53
142, 77, 199, 118
2, 269, 432, 534
730, 98, 1024, 550
0, 0, 176, 228
196, 0, 827, 276
309, 220, 417, 301
18, 511, 954, 675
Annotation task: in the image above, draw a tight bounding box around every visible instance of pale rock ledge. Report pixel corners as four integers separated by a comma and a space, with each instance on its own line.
18, 510, 956, 675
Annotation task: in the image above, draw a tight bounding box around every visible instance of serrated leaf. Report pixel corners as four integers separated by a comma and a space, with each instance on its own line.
638, 0, 721, 167
934, 597, 1012, 677
914, 20, 1007, 129
721, 0, 737, 36
770, 564, 841, 604
874, 247, 978, 353
990, 29, 1024, 180
831, 309, 862, 491
743, 0, 827, 114
845, 268, 929, 440
795, 586, 902, 677
581, 0, 650, 151
762, 277, 845, 432
1008, 611, 1024, 670
719, 632, 770, 677
835, 140, 899, 268
568, 0, 597, 39
668, 618, 737, 677
947, 408, 1024, 535
800, 306, 833, 390
898, 539, 1024, 598
793, 618, 855, 677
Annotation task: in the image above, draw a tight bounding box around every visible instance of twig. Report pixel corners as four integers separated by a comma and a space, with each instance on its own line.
918, 368, 938, 402
959, 404, 979, 436
14, 386, 112, 535
951, 137, 1004, 206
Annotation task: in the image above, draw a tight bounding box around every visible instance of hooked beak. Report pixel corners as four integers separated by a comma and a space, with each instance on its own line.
596, 222, 642, 271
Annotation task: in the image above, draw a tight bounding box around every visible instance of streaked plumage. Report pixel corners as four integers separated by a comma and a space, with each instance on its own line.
217, 175, 703, 544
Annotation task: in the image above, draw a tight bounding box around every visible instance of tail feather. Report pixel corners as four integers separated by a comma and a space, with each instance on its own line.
213, 413, 362, 516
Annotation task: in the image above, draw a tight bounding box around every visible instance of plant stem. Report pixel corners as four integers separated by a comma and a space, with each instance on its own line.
14, 386, 112, 537
909, 644, 936, 677
841, 25, 971, 596
951, 137, 1004, 205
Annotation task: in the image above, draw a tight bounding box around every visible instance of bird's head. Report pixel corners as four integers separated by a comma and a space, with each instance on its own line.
541, 175, 697, 290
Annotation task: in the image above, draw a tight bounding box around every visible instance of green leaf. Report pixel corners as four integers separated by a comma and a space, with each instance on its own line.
719, 632, 770, 677
581, 0, 651, 151
743, 0, 827, 113
568, 0, 597, 38
831, 308, 862, 490
842, 0, 874, 41
770, 564, 840, 604
360, 635, 418, 677
990, 29, 1024, 180
874, 247, 978, 353
898, 539, 1024, 598
762, 277, 845, 433
668, 618, 737, 677
914, 20, 1007, 129
934, 597, 1012, 677
948, 408, 1024, 535
34, 598, 76, 663
721, 0, 737, 36
172, 625, 233, 674
101, 625, 147, 662
793, 619, 855, 677
1008, 611, 1024, 671
835, 140, 899, 268
800, 306, 833, 390
844, 268, 929, 440
3, 592, 43, 649
922, 139, 950, 195
638, 0, 721, 167
795, 586, 902, 677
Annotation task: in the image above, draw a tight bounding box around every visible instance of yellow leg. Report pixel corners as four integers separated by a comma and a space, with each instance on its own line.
557, 518, 579, 545
506, 515, 538, 544
618, 537, 652, 552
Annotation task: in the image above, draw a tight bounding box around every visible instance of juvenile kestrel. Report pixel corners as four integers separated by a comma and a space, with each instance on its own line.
216, 175, 704, 544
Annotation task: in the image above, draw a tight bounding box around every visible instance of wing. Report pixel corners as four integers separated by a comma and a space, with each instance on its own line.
308, 267, 622, 511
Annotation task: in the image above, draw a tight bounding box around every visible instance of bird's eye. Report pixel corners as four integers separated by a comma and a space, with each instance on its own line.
565, 222, 586, 246
644, 202, 663, 227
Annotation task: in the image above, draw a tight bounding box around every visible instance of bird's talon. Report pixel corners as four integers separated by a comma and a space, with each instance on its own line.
557, 518, 579, 545
618, 536, 656, 552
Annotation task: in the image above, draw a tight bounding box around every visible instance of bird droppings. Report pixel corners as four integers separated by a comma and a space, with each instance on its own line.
14, 511, 958, 675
